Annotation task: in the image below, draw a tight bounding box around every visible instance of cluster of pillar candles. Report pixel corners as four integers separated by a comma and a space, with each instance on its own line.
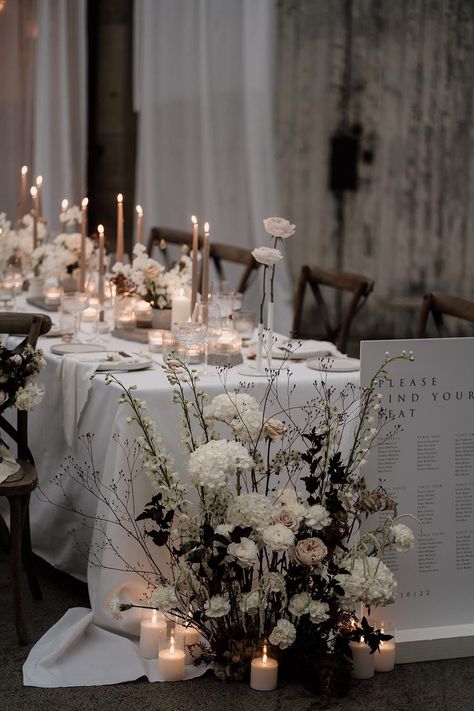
19, 166, 212, 320
350, 622, 396, 678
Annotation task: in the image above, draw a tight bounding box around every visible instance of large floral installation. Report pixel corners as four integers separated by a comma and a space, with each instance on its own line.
51, 349, 415, 698
112, 243, 192, 309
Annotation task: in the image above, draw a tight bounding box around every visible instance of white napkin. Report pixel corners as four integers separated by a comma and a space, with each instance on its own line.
246, 330, 346, 360
57, 354, 101, 448
0, 445, 20, 484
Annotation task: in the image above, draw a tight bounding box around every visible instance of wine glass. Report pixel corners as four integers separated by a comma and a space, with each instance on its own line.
195, 301, 222, 375
60, 291, 90, 342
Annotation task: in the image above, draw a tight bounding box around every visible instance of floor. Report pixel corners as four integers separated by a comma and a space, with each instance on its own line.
1, 554, 473, 711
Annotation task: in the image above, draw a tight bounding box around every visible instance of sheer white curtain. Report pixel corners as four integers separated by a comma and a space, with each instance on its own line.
0, 0, 87, 229
134, 0, 292, 330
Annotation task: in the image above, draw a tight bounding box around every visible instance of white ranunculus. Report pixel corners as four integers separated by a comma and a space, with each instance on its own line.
188, 439, 254, 490
337, 556, 397, 607
269, 619, 297, 649
288, 592, 311, 617
262, 523, 295, 551
263, 217, 296, 239
308, 600, 330, 624
226, 493, 274, 534
227, 537, 258, 567
151, 584, 178, 612
251, 246, 283, 266
239, 589, 260, 614
390, 523, 415, 552
305, 504, 332, 531
204, 594, 231, 618
15, 381, 44, 411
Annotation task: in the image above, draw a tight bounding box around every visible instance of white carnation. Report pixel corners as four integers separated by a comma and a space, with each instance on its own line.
390, 523, 414, 552
109, 597, 123, 620
227, 537, 258, 567
188, 439, 254, 490
204, 594, 231, 618
151, 584, 178, 612
337, 557, 397, 607
288, 592, 310, 617
226, 493, 274, 534
305, 504, 332, 531
239, 589, 260, 614
262, 523, 295, 551
308, 600, 330, 624
268, 619, 297, 649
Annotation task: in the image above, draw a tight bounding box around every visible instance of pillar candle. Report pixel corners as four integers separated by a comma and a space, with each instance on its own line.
174, 624, 201, 665
80, 198, 88, 292
35, 175, 43, 218
201, 222, 210, 305
158, 633, 185, 681
374, 637, 395, 672
171, 288, 191, 325
116, 193, 124, 263
190, 215, 199, 314
19, 165, 28, 223
350, 639, 374, 679
98, 224, 105, 318
136, 204, 143, 244
250, 644, 278, 691
139, 610, 167, 658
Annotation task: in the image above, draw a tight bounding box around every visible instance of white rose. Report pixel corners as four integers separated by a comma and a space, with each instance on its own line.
268, 619, 297, 649
288, 592, 310, 617
227, 537, 258, 567
239, 589, 260, 614
262, 418, 285, 440
262, 523, 295, 551
390, 523, 415, 552
151, 584, 178, 612
251, 246, 283, 266
273, 507, 301, 532
204, 594, 231, 618
215, 523, 234, 538
308, 600, 330, 624
305, 504, 332, 531
263, 217, 296, 239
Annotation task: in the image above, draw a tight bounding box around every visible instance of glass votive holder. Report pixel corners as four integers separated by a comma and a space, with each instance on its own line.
43, 285, 62, 307
371, 619, 396, 672
177, 340, 203, 364
114, 297, 137, 331
58, 308, 74, 341
135, 299, 153, 328
250, 641, 278, 691
232, 310, 257, 340
80, 306, 100, 341
148, 329, 164, 353
162, 331, 177, 362
158, 631, 185, 681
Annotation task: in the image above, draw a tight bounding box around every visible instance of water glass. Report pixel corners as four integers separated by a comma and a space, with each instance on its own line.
60, 291, 90, 341
232, 310, 256, 340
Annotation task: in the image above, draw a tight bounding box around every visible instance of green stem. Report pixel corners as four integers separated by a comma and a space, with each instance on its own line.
259, 265, 268, 324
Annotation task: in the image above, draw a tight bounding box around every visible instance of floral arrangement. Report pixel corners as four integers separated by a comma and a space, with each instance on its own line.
32, 231, 98, 280
53, 349, 416, 698
0, 212, 47, 270
0, 342, 46, 412
112, 243, 192, 309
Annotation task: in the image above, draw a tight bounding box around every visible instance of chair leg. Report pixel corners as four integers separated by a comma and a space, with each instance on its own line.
22, 499, 42, 601
8, 495, 29, 645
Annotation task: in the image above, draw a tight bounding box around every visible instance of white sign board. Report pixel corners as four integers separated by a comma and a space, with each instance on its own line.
361, 338, 474, 662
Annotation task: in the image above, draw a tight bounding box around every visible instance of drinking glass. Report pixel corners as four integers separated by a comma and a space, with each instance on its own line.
195, 301, 222, 375
173, 322, 206, 367
6, 268, 24, 310
233, 310, 257, 341
60, 292, 90, 342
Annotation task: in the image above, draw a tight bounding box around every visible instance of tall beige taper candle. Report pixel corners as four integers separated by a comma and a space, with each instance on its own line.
116, 193, 124, 263
80, 197, 88, 292
19, 165, 28, 223
136, 204, 143, 244
191, 215, 199, 314
202, 222, 210, 305
98, 224, 105, 320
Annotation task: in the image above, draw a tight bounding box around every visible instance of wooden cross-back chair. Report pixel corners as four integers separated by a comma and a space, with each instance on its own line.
416, 292, 474, 338
147, 227, 260, 295
292, 265, 375, 353
0, 312, 52, 644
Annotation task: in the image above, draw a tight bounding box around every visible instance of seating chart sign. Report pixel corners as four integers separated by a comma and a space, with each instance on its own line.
361, 338, 474, 643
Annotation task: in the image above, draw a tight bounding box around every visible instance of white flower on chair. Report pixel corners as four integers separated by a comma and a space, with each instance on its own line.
251, 246, 283, 266
263, 217, 296, 239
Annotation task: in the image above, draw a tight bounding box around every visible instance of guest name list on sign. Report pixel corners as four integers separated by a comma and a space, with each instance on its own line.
361, 338, 474, 631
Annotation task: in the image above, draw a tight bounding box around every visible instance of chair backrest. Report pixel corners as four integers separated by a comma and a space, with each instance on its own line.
0, 312, 52, 461
292, 265, 375, 353
147, 227, 260, 294
416, 292, 474, 338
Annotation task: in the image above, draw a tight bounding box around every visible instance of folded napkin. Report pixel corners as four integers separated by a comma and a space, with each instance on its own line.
0, 445, 20, 484
57, 354, 102, 448
246, 330, 346, 360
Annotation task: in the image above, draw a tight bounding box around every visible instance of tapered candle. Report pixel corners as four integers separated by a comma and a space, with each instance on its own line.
202, 221, 210, 306
116, 193, 124, 263
30, 185, 39, 216
98, 224, 105, 317
80, 198, 88, 292
136, 204, 143, 244
35, 175, 43, 218
19, 165, 28, 223
191, 215, 199, 314
30, 187, 39, 251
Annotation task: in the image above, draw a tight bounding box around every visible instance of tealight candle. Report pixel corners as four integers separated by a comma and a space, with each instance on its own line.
174, 623, 201, 665
374, 625, 395, 672
148, 329, 163, 352
117, 313, 135, 330
139, 610, 167, 659
213, 328, 242, 354
171, 288, 191, 326
350, 638, 374, 679
135, 299, 153, 328
158, 632, 185, 681
250, 643, 278, 691
44, 286, 61, 306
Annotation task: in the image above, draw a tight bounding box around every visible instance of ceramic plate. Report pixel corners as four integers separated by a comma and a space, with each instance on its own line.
50, 343, 108, 355
95, 354, 153, 372
306, 357, 360, 372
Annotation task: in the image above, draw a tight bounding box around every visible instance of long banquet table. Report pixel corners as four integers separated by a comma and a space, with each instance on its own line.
7, 296, 361, 687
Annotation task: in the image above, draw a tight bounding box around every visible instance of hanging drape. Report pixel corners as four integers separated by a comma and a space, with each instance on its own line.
134, 0, 292, 331
0, 0, 87, 228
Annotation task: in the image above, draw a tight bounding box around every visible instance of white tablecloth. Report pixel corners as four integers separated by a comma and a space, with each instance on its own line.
7, 296, 360, 687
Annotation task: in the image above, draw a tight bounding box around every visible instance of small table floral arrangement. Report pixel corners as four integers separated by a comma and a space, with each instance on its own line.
32, 231, 98, 287
0, 212, 48, 272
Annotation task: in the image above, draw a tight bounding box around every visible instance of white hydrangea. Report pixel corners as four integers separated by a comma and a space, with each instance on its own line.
288, 592, 311, 617
188, 439, 254, 490
305, 504, 332, 531
151, 584, 178, 612
308, 600, 330, 624
226, 493, 274, 534
390, 523, 415, 552
337, 557, 397, 607
262, 523, 295, 551
204, 594, 231, 618
239, 589, 260, 615
203, 392, 263, 440
269, 619, 297, 649
15, 381, 43, 410
227, 537, 258, 567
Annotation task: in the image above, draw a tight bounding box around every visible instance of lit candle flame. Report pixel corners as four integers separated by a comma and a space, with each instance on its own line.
136, 204, 143, 216
170, 632, 175, 656
191, 215, 197, 225
36, 175, 43, 187
62, 199, 68, 211
151, 609, 157, 624
117, 193, 123, 204
204, 221, 209, 233
98, 224, 104, 236
30, 186, 37, 198
262, 643, 268, 665
82, 197, 89, 209
21, 165, 28, 176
